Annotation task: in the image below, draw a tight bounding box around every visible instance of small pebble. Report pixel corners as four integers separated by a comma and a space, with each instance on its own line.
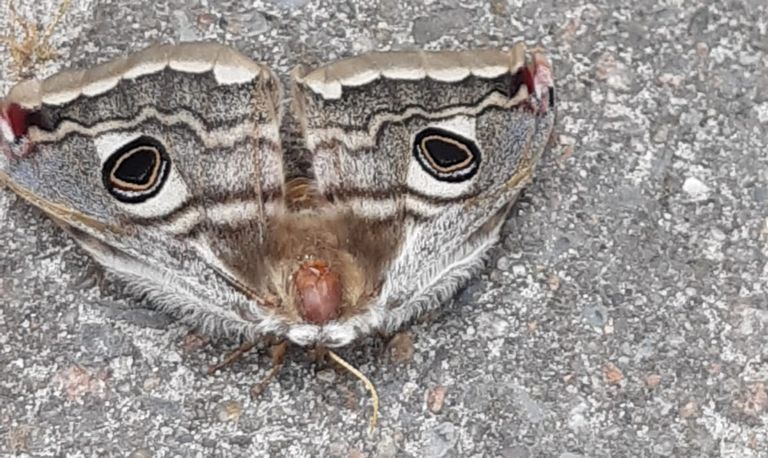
682, 177, 710, 201
387, 332, 415, 364
427, 386, 448, 413
604, 363, 623, 385
645, 374, 662, 389
216, 400, 243, 422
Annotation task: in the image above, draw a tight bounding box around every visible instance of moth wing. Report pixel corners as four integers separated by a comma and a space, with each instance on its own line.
292, 44, 556, 343
0, 43, 288, 338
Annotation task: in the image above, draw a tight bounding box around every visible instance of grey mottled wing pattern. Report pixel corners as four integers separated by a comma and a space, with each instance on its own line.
0, 43, 289, 340
293, 44, 556, 341
0, 41, 555, 348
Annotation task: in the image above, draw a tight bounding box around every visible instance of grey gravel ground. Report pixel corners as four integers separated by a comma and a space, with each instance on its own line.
1, 0, 767, 456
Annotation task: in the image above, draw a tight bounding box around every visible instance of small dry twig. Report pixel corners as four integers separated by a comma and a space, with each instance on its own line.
0, 0, 71, 76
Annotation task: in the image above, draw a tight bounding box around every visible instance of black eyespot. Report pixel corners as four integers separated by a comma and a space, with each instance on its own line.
102, 136, 170, 203
413, 127, 481, 182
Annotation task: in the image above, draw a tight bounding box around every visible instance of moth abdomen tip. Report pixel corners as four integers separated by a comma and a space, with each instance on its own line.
294, 259, 342, 325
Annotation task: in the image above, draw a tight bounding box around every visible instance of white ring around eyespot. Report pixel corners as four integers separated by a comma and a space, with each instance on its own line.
94, 132, 190, 218
406, 115, 479, 198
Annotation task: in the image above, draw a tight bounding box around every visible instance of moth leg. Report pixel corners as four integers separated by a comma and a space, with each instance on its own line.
72, 260, 108, 291
207, 341, 256, 375
250, 340, 288, 398
374, 330, 391, 349
310, 344, 329, 365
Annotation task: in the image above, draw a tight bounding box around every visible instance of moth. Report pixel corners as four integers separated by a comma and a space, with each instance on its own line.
0, 42, 554, 361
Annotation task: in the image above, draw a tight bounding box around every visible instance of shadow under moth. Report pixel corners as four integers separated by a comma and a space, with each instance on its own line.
0, 42, 556, 430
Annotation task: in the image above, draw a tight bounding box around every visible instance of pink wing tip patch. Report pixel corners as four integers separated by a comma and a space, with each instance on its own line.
525, 53, 555, 113
532, 54, 554, 97
521, 66, 536, 97
1, 103, 36, 159
1, 103, 31, 142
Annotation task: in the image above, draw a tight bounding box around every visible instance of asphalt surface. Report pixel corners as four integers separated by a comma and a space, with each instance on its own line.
1, 0, 767, 456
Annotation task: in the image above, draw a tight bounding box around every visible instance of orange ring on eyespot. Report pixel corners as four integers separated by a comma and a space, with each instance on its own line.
102, 136, 171, 203
413, 127, 480, 182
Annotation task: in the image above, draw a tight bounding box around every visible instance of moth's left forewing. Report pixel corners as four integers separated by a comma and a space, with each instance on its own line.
1, 43, 284, 228
293, 44, 556, 343
0, 42, 290, 339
